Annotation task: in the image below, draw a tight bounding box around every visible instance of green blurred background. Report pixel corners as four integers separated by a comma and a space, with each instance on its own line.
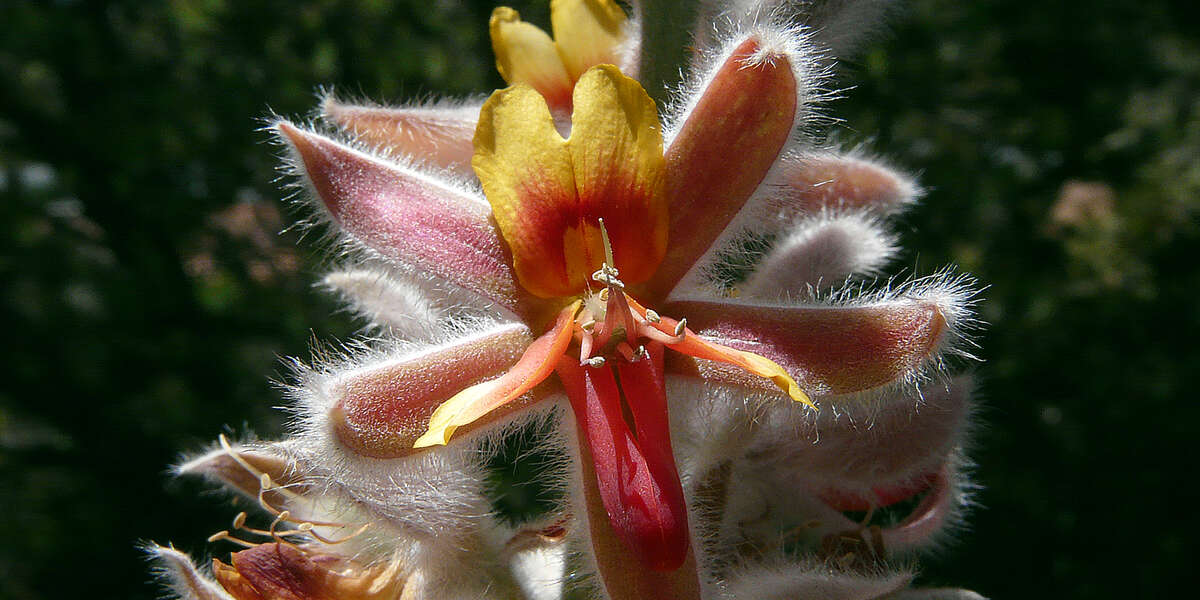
2, 0, 1197, 598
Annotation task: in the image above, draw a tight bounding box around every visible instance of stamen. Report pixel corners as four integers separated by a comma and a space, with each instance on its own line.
644, 309, 660, 323
256, 473, 346, 529
207, 530, 259, 548
256, 474, 287, 517
674, 318, 687, 336
306, 522, 372, 545
598, 218, 616, 270
582, 356, 606, 368
579, 333, 595, 365
633, 345, 649, 361
232, 512, 247, 530
218, 434, 303, 502
640, 322, 686, 345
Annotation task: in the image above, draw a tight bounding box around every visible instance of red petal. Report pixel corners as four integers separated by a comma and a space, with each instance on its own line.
276, 122, 539, 318
556, 344, 690, 571
644, 36, 798, 300
663, 298, 948, 396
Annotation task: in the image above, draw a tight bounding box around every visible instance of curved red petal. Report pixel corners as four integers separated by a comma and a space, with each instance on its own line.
556, 345, 690, 572
664, 298, 948, 396
645, 37, 798, 300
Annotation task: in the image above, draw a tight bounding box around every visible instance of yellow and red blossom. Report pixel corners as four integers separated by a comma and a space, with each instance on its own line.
399, 64, 813, 571
146, 2, 982, 600
258, 5, 965, 593
272, 29, 959, 574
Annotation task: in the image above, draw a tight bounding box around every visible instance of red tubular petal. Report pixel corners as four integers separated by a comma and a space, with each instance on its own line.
644, 37, 798, 300
663, 298, 948, 396
556, 345, 690, 572
330, 324, 533, 458
276, 122, 539, 318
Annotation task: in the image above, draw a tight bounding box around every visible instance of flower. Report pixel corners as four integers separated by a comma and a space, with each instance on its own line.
149, 2, 985, 599
404, 62, 818, 572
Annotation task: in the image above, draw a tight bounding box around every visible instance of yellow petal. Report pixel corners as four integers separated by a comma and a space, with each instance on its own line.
473, 83, 581, 298
490, 7, 574, 111
567, 65, 668, 287
551, 0, 627, 81
413, 301, 581, 448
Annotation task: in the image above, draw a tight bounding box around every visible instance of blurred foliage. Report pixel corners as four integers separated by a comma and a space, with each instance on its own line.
1, 0, 1196, 598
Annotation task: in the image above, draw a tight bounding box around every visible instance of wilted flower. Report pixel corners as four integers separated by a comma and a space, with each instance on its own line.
149, 1, 984, 599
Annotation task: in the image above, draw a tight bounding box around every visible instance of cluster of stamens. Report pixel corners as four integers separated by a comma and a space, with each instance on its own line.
206, 434, 369, 551
572, 221, 687, 369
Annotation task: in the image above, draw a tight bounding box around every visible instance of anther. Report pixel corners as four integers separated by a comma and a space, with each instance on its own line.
633, 345, 649, 361
674, 318, 687, 336
580, 319, 596, 332
582, 356, 606, 368
232, 512, 247, 530
644, 309, 660, 323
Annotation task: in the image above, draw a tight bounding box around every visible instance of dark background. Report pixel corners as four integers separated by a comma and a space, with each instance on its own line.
2, 1, 1197, 598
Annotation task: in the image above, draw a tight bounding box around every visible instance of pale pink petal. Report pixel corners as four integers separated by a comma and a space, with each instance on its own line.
147, 545, 236, 600
276, 122, 538, 318
740, 211, 898, 298
322, 96, 479, 177
328, 323, 535, 458
767, 152, 919, 218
